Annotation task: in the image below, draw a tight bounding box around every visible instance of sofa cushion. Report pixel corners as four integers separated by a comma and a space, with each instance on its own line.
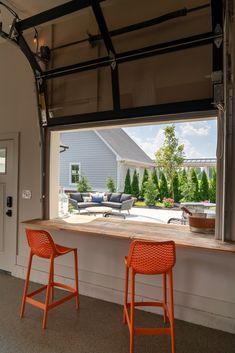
77, 202, 98, 208
91, 195, 103, 203
70, 193, 83, 202
109, 193, 121, 203
105, 192, 112, 201
120, 193, 131, 202
101, 201, 122, 209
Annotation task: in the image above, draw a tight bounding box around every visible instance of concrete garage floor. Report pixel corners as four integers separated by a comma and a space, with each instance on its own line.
0, 272, 234, 353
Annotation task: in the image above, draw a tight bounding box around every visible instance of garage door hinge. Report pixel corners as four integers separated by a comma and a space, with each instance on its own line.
212, 70, 224, 105
214, 24, 223, 48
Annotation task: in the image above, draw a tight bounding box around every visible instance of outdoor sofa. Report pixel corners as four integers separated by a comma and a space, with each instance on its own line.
69, 192, 134, 215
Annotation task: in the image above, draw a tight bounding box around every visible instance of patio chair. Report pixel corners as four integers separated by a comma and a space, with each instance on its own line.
167, 207, 189, 225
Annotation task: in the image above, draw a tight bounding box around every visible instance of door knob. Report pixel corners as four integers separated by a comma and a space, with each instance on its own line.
6, 209, 12, 217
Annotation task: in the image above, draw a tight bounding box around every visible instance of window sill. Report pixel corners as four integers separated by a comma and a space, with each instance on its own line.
22, 217, 235, 254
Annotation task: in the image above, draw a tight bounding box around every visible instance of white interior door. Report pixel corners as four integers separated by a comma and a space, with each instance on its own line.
0, 136, 18, 272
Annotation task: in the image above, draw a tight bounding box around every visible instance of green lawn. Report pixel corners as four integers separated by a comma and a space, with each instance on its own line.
134, 201, 164, 208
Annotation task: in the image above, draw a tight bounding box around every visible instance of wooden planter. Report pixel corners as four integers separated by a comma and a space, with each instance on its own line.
188, 214, 215, 234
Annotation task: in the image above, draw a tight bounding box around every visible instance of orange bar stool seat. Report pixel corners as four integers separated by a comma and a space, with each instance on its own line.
123, 240, 176, 353
20, 228, 79, 329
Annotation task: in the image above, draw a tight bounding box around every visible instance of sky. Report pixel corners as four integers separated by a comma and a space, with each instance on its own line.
124, 119, 217, 159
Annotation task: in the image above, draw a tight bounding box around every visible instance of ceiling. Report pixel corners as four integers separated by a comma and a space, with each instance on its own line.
2, 0, 69, 18
0, 0, 70, 42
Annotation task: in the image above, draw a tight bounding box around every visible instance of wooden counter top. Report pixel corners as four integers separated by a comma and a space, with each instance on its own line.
22, 216, 235, 254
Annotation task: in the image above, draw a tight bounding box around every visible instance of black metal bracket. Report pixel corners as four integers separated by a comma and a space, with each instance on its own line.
211, 0, 224, 106
46, 99, 214, 128
91, 0, 120, 111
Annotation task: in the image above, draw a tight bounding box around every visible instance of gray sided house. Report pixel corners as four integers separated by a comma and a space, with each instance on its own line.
60, 128, 154, 192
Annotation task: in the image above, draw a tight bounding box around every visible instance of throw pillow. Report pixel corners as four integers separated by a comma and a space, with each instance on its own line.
120, 193, 131, 202
70, 193, 83, 203
109, 193, 121, 203
105, 192, 112, 201
91, 195, 103, 203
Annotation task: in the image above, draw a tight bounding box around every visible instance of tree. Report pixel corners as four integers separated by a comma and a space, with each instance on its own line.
124, 168, 132, 194
140, 168, 149, 199
77, 175, 92, 192
155, 125, 185, 198
106, 176, 116, 193
131, 169, 140, 198
210, 168, 216, 203
190, 168, 200, 201
159, 172, 168, 201
172, 171, 180, 202
144, 178, 157, 206
151, 168, 160, 200
200, 170, 210, 201
179, 168, 188, 200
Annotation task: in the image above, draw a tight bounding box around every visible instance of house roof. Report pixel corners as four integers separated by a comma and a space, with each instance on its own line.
96, 129, 153, 165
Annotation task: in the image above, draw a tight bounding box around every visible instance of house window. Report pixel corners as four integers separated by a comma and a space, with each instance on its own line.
70, 163, 80, 185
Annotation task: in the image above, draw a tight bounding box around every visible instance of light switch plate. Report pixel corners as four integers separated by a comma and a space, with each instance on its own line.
22, 190, 32, 199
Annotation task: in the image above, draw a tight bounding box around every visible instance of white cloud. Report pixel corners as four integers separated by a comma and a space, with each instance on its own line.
136, 129, 166, 159
179, 138, 202, 158
180, 122, 210, 137
125, 122, 215, 159
154, 129, 165, 149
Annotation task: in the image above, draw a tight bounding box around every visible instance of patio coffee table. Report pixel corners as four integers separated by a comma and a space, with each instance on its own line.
85, 206, 112, 217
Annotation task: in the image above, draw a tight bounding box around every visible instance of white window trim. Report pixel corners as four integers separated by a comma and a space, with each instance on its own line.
69, 162, 81, 186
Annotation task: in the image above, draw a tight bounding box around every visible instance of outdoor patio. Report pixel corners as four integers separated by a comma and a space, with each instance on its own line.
74, 206, 182, 224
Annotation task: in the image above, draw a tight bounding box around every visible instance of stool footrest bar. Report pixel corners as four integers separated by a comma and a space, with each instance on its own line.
135, 327, 171, 336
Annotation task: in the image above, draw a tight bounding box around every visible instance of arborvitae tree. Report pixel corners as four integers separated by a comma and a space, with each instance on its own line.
209, 168, 216, 203
155, 124, 185, 198
179, 168, 188, 200
77, 175, 92, 192
199, 170, 210, 201
172, 171, 180, 202
131, 169, 140, 198
190, 168, 200, 201
151, 168, 160, 199
144, 178, 157, 206
106, 176, 116, 193
159, 172, 169, 201
124, 168, 132, 194
140, 168, 149, 199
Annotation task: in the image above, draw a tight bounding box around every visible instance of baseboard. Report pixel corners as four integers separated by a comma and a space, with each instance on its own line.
12, 263, 235, 335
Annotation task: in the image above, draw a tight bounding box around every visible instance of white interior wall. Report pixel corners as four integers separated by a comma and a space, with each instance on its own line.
0, 42, 42, 252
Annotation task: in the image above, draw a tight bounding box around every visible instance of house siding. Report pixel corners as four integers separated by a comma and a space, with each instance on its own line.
60, 131, 117, 192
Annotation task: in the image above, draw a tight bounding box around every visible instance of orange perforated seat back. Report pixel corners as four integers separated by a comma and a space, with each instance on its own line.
25, 228, 57, 258
127, 240, 176, 274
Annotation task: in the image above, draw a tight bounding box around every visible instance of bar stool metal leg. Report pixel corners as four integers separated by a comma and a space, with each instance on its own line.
130, 269, 135, 353
20, 251, 33, 319
163, 273, 167, 324
123, 263, 129, 324
51, 259, 54, 301
42, 257, 54, 329
74, 249, 79, 309
169, 270, 175, 353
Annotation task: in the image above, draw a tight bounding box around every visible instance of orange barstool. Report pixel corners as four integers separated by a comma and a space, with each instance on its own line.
123, 240, 176, 353
20, 228, 79, 329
